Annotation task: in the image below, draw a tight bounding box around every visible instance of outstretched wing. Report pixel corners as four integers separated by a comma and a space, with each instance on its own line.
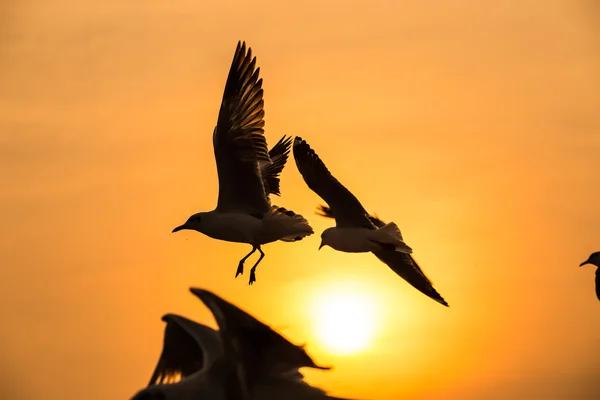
190, 288, 331, 384
213, 41, 271, 215
147, 314, 223, 386
317, 205, 449, 307
373, 251, 449, 307
293, 137, 374, 229
260, 135, 293, 197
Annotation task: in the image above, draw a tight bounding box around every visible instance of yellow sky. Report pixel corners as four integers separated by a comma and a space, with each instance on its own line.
1, 1, 599, 399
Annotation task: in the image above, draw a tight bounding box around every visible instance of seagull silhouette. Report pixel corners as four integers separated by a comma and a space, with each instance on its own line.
172, 42, 313, 285
293, 137, 448, 307
579, 251, 600, 302
130, 288, 354, 400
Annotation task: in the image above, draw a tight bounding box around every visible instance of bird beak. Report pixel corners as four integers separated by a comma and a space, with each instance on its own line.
580, 259, 591, 267
318, 241, 324, 250
172, 224, 187, 233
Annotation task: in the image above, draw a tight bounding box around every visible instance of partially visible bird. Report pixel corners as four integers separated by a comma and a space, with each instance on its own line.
130, 287, 353, 400
579, 251, 600, 302
293, 137, 448, 307
172, 42, 313, 285
190, 288, 331, 383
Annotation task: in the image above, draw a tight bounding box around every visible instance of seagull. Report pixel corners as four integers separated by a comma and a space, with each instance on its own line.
172, 42, 313, 285
293, 137, 448, 307
579, 251, 600, 302
130, 288, 352, 400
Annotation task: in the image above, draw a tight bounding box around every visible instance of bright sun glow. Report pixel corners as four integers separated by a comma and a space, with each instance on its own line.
311, 284, 379, 355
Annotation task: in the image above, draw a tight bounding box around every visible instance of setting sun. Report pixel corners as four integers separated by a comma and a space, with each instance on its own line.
311, 284, 380, 355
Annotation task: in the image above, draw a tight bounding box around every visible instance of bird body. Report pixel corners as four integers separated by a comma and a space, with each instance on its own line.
175, 211, 262, 244
321, 223, 411, 253
175, 207, 311, 245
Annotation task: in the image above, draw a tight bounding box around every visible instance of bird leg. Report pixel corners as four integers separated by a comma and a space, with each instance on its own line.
236, 245, 258, 278
248, 246, 265, 285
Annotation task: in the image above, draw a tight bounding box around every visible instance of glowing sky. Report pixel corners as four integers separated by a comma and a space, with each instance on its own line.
1, 1, 599, 399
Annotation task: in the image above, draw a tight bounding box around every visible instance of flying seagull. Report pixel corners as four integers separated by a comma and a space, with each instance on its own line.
131, 288, 351, 400
293, 137, 448, 307
172, 42, 313, 285
579, 251, 600, 302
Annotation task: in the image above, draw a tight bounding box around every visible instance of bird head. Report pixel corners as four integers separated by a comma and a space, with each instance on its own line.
173, 213, 205, 234
319, 228, 335, 250
580, 251, 600, 268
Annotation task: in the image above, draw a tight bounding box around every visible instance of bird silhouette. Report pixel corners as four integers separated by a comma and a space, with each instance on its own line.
172, 42, 313, 285
130, 288, 355, 400
293, 137, 448, 307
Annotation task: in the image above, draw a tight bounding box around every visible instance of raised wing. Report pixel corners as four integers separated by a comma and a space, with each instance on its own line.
213, 41, 271, 215
317, 205, 449, 307
147, 314, 223, 386
293, 137, 374, 229
260, 135, 293, 197
190, 288, 331, 383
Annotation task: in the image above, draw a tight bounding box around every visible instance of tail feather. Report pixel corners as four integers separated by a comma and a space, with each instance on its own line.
265, 205, 314, 242
260, 135, 293, 197
373, 222, 412, 253
378, 222, 404, 241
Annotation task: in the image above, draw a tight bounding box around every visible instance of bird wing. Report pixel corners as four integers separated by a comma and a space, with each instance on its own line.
317, 205, 449, 307
147, 313, 223, 386
293, 137, 374, 229
213, 41, 271, 215
373, 251, 449, 307
190, 288, 331, 382
260, 135, 293, 197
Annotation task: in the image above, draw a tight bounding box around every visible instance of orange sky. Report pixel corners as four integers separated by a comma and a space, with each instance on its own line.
1, 1, 599, 399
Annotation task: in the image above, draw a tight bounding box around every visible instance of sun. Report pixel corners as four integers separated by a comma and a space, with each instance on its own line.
311, 284, 379, 355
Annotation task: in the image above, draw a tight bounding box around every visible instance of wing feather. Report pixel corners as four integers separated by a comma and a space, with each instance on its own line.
147, 314, 223, 386
190, 288, 330, 384
261, 135, 293, 196
293, 137, 373, 228
213, 41, 271, 214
